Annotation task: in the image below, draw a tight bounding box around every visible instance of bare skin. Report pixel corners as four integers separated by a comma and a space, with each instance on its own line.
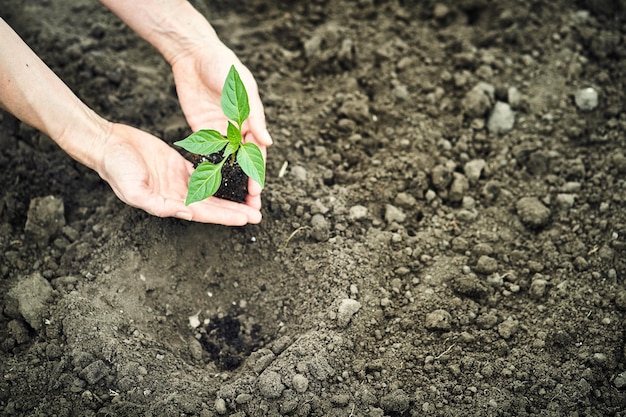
0, 1, 272, 225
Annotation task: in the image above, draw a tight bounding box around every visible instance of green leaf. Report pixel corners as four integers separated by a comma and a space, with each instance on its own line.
227, 121, 243, 148
174, 129, 228, 156
222, 142, 238, 161
237, 142, 265, 188
221, 65, 250, 127
185, 161, 223, 205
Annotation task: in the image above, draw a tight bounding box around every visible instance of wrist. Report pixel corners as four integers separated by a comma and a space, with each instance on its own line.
155, 3, 221, 65
100, 0, 221, 66
55, 110, 111, 174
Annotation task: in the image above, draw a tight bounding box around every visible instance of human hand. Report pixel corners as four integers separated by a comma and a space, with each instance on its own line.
96, 123, 262, 225
170, 42, 272, 211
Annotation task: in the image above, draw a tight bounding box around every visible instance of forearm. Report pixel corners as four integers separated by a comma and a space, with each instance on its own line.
98, 0, 220, 64
0, 19, 109, 170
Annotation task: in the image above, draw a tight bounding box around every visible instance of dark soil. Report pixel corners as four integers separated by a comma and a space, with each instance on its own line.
198, 152, 248, 203
1, 0, 626, 416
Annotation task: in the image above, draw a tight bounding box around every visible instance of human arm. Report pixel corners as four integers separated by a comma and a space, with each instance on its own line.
0, 18, 261, 225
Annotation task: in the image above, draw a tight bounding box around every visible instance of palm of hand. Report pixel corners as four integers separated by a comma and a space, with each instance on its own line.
99, 123, 261, 225
170, 47, 268, 209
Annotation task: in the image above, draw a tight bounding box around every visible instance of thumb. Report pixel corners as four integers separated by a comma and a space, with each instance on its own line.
248, 114, 273, 147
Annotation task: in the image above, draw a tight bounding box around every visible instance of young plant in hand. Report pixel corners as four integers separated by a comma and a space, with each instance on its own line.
175, 66, 265, 205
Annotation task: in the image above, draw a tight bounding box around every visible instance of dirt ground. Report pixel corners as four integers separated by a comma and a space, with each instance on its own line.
1, 0, 626, 416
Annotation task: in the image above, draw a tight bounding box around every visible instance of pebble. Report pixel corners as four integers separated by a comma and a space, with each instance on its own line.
385, 204, 406, 223
425, 189, 437, 201
529, 278, 548, 299
79, 360, 110, 385
425, 309, 452, 331
561, 182, 581, 193
488, 102, 515, 135
214, 397, 227, 415
188, 338, 203, 361
310, 213, 328, 229
475, 255, 498, 274
380, 389, 411, 413
462, 86, 492, 118
516, 197, 551, 228
507, 86, 523, 108
456, 209, 478, 223
258, 370, 285, 399
349, 205, 368, 220
449, 173, 469, 203
338, 95, 371, 123
555, 193, 576, 209
310, 214, 330, 242
290, 165, 308, 182
462, 196, 476, 210
486, 273, 504, 288
497, 317, 519, 339
393, 84, 409, 101
394, 192, 416, 208
431, 165, 453, 191
614, 372, 626, 389
575, 87, 598, 111
292, 374, 309, 393
451, 274, 489, 299
24, 195, 66, 244
7, 272, 54, 330
337, 299, 362, 327
433, 3, 451, 20
464, 159, 486, 183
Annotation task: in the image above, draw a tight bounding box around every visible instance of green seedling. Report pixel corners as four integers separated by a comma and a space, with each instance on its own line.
174, 65, 265, 205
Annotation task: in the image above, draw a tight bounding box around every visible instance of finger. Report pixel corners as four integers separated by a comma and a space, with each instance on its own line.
248, 176, 262, 198
246, 190, 262, 211
247, 117, 273, 147
188, 197, 262, 225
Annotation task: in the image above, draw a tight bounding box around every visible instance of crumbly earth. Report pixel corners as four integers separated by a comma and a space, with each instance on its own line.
1, 0, 626, 416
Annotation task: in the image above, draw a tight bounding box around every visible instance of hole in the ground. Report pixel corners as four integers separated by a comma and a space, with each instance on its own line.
198, 312, 267, 371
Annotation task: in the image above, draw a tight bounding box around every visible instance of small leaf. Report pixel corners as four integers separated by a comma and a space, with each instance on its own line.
227, 121, 243, 148
174, 130, 228, 156
237, 143, 265, 188
185, 162, 223, 205
222, 142, 238, 161
221, 66, 250, 127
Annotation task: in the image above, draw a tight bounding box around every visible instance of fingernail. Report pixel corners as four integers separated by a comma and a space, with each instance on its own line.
263, 129, 273, 146
176, 211, 193, 221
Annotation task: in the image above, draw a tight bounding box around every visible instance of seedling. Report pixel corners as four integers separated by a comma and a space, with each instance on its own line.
175, 66, 265, 205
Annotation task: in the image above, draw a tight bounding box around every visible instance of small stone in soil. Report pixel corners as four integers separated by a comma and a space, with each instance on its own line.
7, 272, 54, 331
337, 299, 362, 327
292, 374, 309, 393
574, 87, 598, 111
349, 205, 368, 220
488, 101, 515, 135
425, 309, 452, 331
530, 278, 549, 299
380, 389, 411, 413
464, 159, 486, 183
25, 195, 66, 244
258, 370, 285, 399
79, 360, 110, 385
385, 204, 406, 223
516, 197, 551, 228
498, 317, 520, 339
